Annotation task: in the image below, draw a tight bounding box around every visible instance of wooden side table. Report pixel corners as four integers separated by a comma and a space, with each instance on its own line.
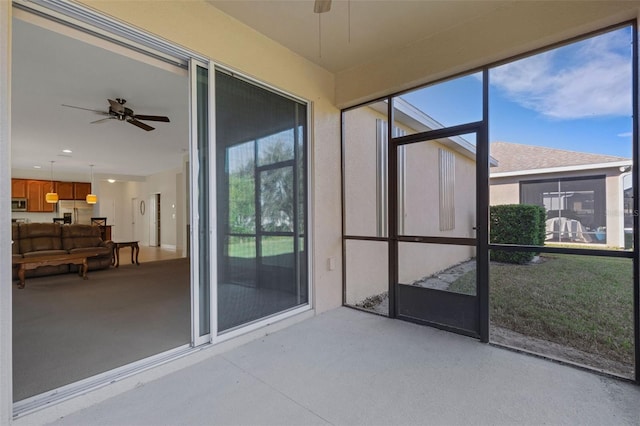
113, 241, 140, 267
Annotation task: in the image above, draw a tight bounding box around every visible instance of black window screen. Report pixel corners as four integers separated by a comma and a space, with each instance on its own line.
215, 71, 308, 332
521, 176, 606, 243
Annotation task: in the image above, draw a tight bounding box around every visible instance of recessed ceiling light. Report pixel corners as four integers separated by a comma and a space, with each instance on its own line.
62, 149, 72, 153
33, 165, 42, 169
107, 179, 116, 183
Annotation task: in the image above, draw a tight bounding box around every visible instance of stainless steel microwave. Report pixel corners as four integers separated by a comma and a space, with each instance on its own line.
11, 198, 27, 212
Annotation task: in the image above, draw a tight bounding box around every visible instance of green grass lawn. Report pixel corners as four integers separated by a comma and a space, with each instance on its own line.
227, 236, 296, 258
485, 254, 634, 365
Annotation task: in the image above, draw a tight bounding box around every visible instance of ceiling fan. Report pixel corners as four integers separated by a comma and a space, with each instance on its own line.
61, 98, 170, 131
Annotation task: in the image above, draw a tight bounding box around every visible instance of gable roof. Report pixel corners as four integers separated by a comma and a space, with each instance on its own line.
490, 142, 630, 174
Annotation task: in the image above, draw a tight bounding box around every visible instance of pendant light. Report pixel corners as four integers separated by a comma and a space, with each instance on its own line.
86, 164, 98, 204
45, 160, 59, 204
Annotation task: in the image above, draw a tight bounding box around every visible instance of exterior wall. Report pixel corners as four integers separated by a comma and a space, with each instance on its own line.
343, 105, 385, 237
490, 167, 626, 247
345, 240, 388, 305
404, 142, 476, 238
400, 145, 476, 283
76, 0, 342, 314
489, 178, 519, 206
343, 104, 477, 302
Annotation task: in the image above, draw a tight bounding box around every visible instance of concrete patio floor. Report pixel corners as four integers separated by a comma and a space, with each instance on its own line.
37, 307, 640, 425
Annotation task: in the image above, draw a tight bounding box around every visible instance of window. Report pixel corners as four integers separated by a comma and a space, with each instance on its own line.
439, 148, 455, 231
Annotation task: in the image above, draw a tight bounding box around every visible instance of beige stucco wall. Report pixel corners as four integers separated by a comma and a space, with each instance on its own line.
403, 141, 476, 238
489, 179, 519, 207
345, 240, 388, 306
343, 103, 477, 301
343, 104, 385, 237
75, 0, 342, 314
490, 167, 627, 247
400, 144, 476, 283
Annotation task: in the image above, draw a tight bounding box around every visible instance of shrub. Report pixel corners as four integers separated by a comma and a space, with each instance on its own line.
490, 204, 546, 264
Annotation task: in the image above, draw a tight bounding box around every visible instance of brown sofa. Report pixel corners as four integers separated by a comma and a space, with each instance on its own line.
12, 222, 114, 279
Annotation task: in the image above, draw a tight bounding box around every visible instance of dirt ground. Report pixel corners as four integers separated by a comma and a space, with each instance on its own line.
355, 296, 634, 378
491, 325, 634, 378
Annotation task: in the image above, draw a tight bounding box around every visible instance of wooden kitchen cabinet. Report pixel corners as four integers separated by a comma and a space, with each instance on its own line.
27, 180, 54, 212
11, 179, 28, 198
18, 178, 90, 211
55, 181, 91, 200
74, 182, 92, 200
56, 181, 75, 200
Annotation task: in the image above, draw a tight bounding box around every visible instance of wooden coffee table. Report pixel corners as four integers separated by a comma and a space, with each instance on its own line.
113, 241, 140, 267
12, 252, 101, 289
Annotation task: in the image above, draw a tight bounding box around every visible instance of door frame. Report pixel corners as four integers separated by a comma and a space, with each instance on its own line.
388, 120, 489, 341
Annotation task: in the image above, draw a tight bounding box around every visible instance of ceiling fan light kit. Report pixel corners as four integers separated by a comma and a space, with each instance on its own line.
45, 192, 59, 204
86, 164, 97, 204
45, 160, 59, 204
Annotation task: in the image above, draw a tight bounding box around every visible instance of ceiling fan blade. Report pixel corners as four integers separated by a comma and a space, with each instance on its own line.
108, 99, 125, 114
134, 114, 170, 123
128, 119, 155, 131
61, 104, 109, 115
314, 0, 331, 13
90, 117, 115, 124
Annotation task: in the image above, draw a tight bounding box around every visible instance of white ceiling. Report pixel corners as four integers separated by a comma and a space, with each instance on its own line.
208, 0, 506, 73
11, 17, 189, 179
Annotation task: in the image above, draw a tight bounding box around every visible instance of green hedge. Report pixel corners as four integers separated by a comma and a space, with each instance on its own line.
490, 204, 546, 264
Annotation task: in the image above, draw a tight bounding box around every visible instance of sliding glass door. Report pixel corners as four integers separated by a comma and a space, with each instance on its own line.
191, 60, 212, 345
215, 70, 308, 333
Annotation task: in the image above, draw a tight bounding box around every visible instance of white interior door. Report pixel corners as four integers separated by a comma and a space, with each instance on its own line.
132, 197, 146, 244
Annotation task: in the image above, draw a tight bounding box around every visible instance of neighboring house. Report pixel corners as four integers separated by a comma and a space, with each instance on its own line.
490, 141, 632, 248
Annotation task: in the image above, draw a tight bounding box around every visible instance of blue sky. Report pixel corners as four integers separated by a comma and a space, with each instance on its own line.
400, 26, 634, 158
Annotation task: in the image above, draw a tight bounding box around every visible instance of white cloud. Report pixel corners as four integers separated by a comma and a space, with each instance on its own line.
618, 132, 633, 138
491, 30, 632, 119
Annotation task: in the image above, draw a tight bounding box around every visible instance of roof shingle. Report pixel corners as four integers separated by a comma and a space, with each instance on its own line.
490, 142, 629, 173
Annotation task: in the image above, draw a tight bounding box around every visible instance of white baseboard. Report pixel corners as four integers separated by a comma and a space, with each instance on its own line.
160, 244, 176, 251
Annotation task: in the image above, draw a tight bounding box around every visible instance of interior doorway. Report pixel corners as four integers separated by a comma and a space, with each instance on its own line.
10, 7, 193, 405
148, 193, 161, 247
